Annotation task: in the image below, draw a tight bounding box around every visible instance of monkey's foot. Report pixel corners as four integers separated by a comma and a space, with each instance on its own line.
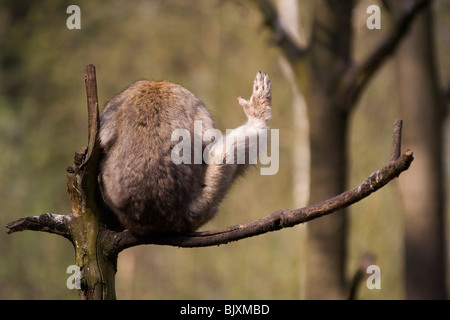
238, 71, 272, 124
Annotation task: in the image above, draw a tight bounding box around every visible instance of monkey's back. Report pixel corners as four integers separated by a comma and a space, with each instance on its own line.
99, 80, 214, 235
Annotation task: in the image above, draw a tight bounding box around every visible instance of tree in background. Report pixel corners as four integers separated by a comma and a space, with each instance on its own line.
0, 0, 447, 299
0, 0, 306, 299
387, 0, 447, 299
253, 0, 443, 298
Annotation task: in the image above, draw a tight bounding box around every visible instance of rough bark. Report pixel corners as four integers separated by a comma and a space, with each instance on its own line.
5, 65, 414, 299
253, 0, 429, 299
389, 0, 447, 299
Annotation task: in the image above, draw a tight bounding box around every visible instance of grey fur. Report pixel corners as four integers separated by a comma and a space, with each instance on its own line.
99, 72, 272, 235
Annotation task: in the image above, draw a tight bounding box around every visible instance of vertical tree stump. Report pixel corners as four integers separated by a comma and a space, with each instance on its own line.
6, 64, 413, 300
65, 64, 117, 300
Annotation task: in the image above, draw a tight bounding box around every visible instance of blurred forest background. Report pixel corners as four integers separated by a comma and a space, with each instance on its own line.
1, 0, 449, 299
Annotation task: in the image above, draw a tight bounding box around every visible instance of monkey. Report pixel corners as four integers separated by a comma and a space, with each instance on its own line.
98, 71, 272, 235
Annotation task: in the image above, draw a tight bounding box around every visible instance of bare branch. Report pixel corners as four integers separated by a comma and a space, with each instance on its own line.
251, 0, 305, 62
7, 139, 413, 254
5, 62, 414, 301
6, 213, 72, 242
81, 64, 100, 169
340, 0, 430, 109
104, 121, 413, 253
6, 61, 413, 265
78, 64, 102, 215
348, 252, 376, 300
391, 119, 403, 162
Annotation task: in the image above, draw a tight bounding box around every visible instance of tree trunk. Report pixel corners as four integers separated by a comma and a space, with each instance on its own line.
255, 0, 429, 299
6, 63, 414, 300
276, 0, 310, 299
391, 0, 447, 299
296, 0, 353, 299
305, 100, 349, 299
66, 65, 119, 300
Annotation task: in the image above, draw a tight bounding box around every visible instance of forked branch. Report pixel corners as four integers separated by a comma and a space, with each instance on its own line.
341, 0, 430, 108
102, 120, 412, 253
251, 0, 430, 110
6, 110, 412, 254
6, 65, 413, 267
5, 65, 413, 300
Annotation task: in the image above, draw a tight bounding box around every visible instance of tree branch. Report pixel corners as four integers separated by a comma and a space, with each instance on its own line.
7, 119, 412, 256
81, 63, 100, 169
5, 63, 413, 301
251, 0, 305, 62
391, 119, 403, 162
103, 120, 413, 253
340, 0, 430, 109
6, 213, 72, 242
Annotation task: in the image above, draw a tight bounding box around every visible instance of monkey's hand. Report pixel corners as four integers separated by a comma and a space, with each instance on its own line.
238, 71, 272, 126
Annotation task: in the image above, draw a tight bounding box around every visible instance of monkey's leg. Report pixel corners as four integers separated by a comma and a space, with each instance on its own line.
188, 72, 272, 226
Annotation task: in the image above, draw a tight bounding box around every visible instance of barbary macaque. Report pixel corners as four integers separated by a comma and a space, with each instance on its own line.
99, 71, 272, 235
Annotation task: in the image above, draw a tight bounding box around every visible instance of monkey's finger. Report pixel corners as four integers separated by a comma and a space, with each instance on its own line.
238, 96, 250, 108
253, 70, 263, 93
263, 73, 272, 102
